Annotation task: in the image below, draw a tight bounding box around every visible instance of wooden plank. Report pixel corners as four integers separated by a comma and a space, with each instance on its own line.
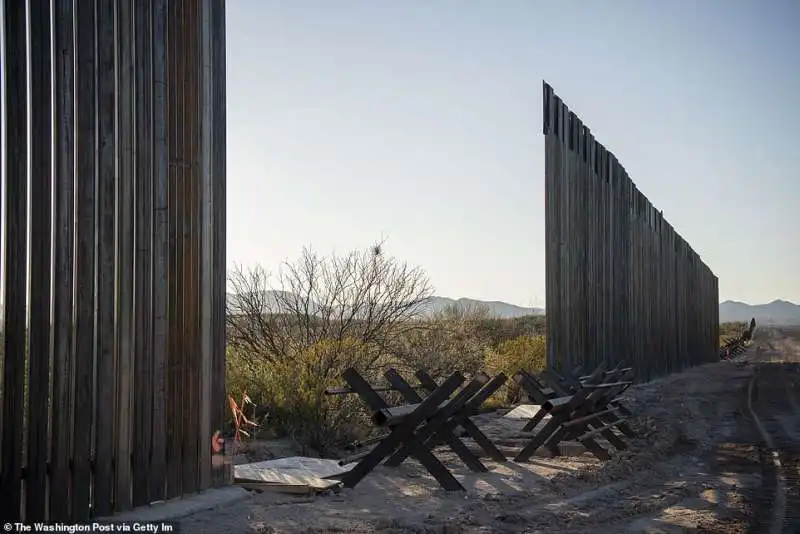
132, 0, 155, 507
1, 0, 29, 522
151, 0, 170, 502
94, 0, 118, 517
72, 0, 98, 521
50, 0, 77, 522
115, 0, 136, 512
26, 0, 54, 521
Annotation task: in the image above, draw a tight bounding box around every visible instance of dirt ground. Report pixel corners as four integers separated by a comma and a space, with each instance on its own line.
177, 327, 800, 533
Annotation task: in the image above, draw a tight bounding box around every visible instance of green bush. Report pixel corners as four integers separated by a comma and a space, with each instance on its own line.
391, 323, 487, 381
719, 321, 747, 347
484, 335, 547, 405
226, 321, 552, 454
227, 337, 388, 456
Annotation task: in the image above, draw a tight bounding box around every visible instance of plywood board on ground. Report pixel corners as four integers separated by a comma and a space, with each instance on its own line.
234, 456, 357, 492
503, 404, 551, 420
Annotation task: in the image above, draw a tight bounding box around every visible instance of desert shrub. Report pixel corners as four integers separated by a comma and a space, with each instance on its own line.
484, 334, 547, 405
392, 326, 486, 380
226, 241, 435, 454
391, 306, 490, 380
475, 315, 546, 347
229, 337, 391, 455
719, 321, 747, 346
227, 346, 266, 402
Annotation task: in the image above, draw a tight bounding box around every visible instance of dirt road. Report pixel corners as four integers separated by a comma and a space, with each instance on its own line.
739, 326, 800, 533
177, 327, 800, 533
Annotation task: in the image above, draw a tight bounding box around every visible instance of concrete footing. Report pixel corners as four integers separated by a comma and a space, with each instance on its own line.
95, 486, 249, 524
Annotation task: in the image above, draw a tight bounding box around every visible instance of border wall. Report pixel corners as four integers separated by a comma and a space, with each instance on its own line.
0, 0, 227, 522
543, 82, 719, 381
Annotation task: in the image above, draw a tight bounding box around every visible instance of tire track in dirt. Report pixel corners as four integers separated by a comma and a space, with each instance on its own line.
746, 327, 800, 534
746, 365, 784, 534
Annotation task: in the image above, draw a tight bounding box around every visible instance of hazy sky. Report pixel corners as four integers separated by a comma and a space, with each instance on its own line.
226, 0, 799, 307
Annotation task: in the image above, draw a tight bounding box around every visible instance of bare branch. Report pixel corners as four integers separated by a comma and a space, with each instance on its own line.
226, 240, 434, 370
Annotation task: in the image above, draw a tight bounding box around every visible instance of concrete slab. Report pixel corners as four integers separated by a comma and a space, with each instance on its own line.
95, 486, 249, 523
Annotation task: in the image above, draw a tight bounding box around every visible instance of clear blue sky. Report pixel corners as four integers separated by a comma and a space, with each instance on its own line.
226, 0, 800, 307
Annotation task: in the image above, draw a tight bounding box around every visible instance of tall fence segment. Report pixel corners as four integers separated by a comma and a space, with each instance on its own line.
543, 82, 719, 381
0, 0, 227, 522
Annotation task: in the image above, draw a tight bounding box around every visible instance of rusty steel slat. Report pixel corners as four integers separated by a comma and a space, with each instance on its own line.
197, 0, 214, 492
1, 0, 29, 522
50, 0, 78, 522
210, 0, 228, 487
72, 0, 98, 521
180, 0, 200, 495
150, 0, 170, 503
115, 0, 136, 512
94, 0, 118, 518
132, 0, 155, 508
27, 0, 54, 521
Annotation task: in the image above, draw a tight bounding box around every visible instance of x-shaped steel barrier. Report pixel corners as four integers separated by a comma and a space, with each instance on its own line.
335, 367, 507, 491
511, 362, 637, 462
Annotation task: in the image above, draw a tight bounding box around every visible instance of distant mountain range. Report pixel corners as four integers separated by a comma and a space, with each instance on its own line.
719, 299, 800, 325
423, 296, 544, 318
226, 291, 544, 319
226, 291, 800, 325
432, 298, 800, 324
